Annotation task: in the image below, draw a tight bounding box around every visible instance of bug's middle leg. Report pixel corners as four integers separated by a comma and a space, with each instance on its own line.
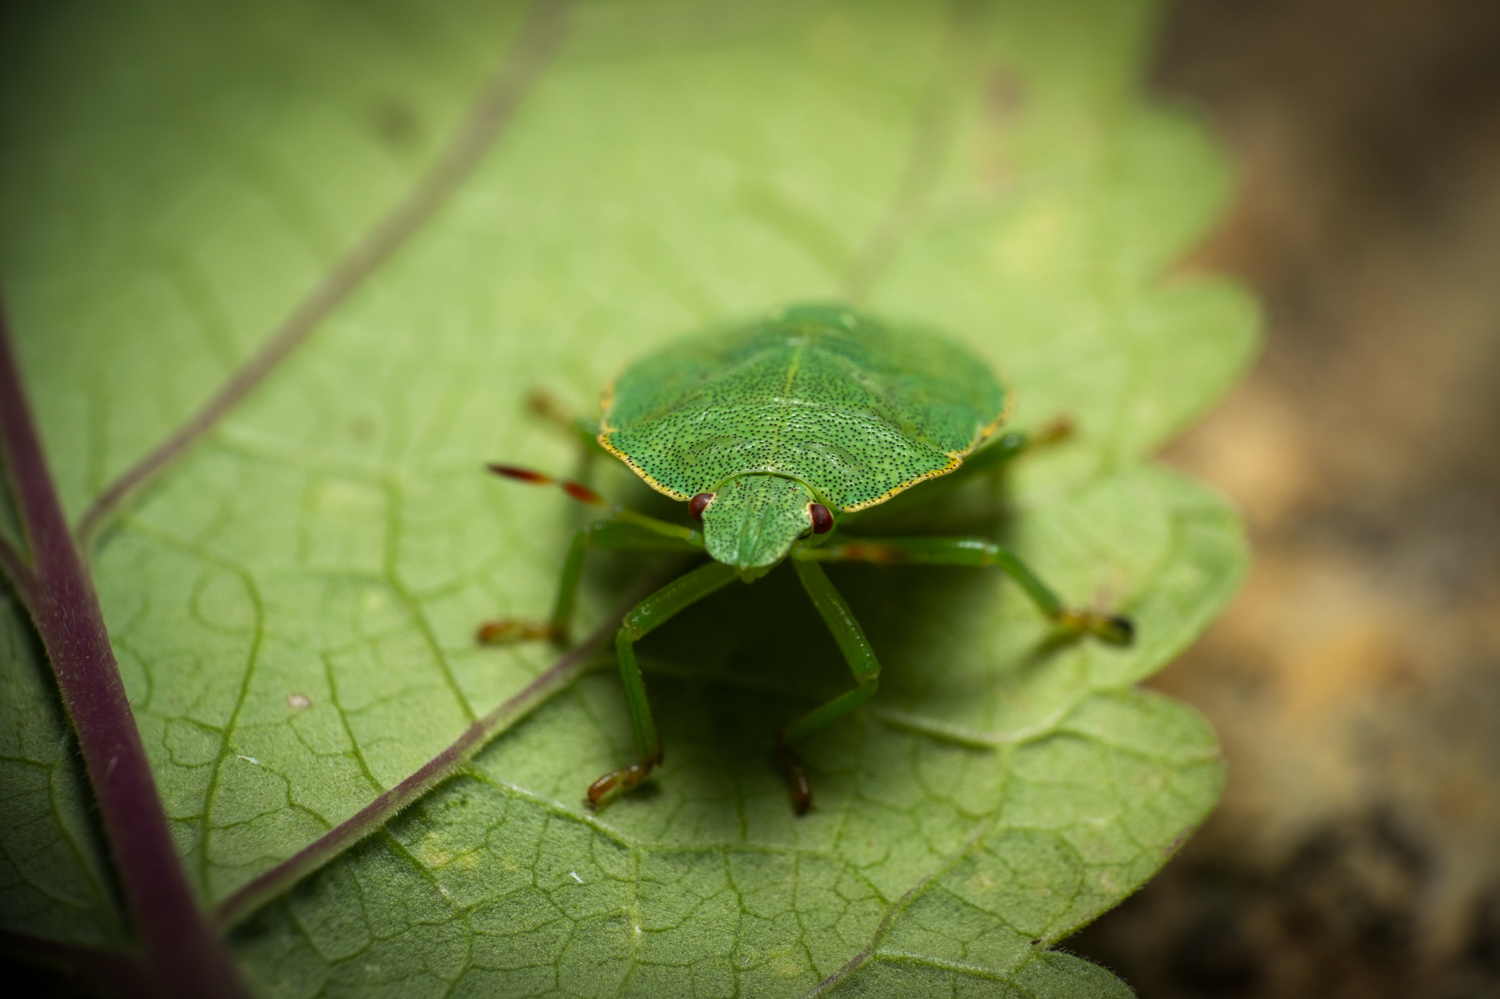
795, 536, 1134, 644
777, 560, 882, 816
477, 521, 701, 646
477, 526, 590, 646
955, 415, 1075, 478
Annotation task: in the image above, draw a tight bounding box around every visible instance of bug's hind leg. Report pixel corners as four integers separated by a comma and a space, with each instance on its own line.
586, 562, 739, 810
777, 561, 882, 815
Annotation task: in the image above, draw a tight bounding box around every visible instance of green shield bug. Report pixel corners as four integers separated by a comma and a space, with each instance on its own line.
481, 304, 1132, 814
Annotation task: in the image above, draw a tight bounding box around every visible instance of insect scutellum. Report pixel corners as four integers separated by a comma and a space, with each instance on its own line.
479, 305, 1134, 815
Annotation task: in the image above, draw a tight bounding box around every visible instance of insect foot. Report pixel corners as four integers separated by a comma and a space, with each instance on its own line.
525, 389, 572, 427
586, 751, 663, 811
1056, 609, 1135, 646
775, 738, 814, 816
1030, 414, 1077, 447
1096, 614, 1136, 645
475, 618, 564, 646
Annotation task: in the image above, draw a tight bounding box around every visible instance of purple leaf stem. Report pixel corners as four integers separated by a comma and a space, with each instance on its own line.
0, 309, 252, 997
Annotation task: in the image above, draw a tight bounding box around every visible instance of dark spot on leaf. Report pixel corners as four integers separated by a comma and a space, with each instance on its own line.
986, 65, 1026, 120
373, 95, 422, 149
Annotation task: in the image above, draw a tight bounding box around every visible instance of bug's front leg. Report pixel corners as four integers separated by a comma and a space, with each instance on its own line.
586, 561, 739, 810
478, 462, 704, 646
777, 560, 882, 816
795, 536, 1134, 645
477, 521, 701, 647
477, 527, 589, 646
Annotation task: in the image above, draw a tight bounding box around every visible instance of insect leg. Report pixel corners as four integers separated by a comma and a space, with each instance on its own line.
777, 560, 882, 815
947, 416, 1075, 480
477, 521, 701, 646
525, 390, 607, 454
587, 560, 739, 810
795, 536, 1133, 645
846, 420, 1075, 527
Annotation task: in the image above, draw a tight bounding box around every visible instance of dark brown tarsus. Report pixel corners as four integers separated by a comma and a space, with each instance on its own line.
775, 741, 813, 815
585, 748, 663, 810
74, 0, 575, 545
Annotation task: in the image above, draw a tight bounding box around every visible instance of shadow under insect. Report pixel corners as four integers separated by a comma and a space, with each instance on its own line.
562, 466, 1116, 814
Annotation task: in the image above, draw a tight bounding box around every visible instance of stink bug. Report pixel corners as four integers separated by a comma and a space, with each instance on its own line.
481, 305, 1132, 814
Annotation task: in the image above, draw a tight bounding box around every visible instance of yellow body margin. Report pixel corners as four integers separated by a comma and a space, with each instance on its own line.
838, 391, 1015, 513
596, 377, 694, 501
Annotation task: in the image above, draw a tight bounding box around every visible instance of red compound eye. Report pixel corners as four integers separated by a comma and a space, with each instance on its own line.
689, 493, 715, 521
809, 503, 834, 534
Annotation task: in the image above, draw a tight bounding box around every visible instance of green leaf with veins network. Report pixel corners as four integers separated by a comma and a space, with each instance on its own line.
0, 0, 1254, 995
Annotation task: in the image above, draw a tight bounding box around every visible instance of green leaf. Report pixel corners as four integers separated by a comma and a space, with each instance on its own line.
0, 0, 1254, 994
230, 681, 1220, 997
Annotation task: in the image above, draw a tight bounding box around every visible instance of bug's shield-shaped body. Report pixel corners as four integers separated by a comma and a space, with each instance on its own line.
480, 303, 1131, 814
599, 305, 1010, 569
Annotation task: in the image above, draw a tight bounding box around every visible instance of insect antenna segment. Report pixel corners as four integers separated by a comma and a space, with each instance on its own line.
484, 463, 700, 547
485, 463, 609, 508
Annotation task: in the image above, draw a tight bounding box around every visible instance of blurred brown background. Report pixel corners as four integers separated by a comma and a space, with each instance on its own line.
1069, 1, 1500, 996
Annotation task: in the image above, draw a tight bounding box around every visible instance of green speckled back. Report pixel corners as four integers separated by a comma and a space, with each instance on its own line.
599, 305, 1009, 512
